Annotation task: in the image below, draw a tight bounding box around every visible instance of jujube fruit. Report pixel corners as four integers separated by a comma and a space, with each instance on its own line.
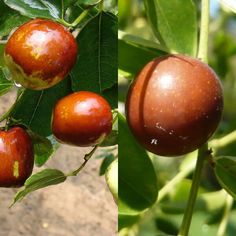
0, 127, 34, 187
126, 54, 223, 156
52, 91, 113, 146
4, 18, 77, 90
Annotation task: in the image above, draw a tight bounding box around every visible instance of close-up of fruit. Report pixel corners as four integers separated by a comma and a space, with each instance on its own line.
4, 18, 77, 90
126, 54, 223, 156
52, 91, 113, 147
0, 127, 34, 187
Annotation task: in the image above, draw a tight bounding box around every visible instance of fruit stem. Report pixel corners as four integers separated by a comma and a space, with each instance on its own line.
210, 130, 236, 149
178, 144, 208, 236
177, 1, 210, 235
197, 0, 210, 63
67, 145, 98, 176
71, 9, 90, 27
112, 109, 118, 125
0, 88, 25, 124
99, 0, 104, 11
217, 193, 234, 236
61, 0, 65, 20
57, 19, 73, 28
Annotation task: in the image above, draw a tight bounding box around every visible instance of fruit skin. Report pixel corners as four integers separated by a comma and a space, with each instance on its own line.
126, 54, 223, 156
52, 91, 113, 147
4, 18, 77, 90
0, 127, 34, 187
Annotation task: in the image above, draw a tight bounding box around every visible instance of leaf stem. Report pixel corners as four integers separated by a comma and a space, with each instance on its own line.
158, 160, 195, 202
178, 144, 208, 236
197, 0, 210, 63
0, 88, 25, 123
157, 128, 236, 203
210, 130, 236, 149
99, 0, 104, 11
67, 145, 98, 176
61, 0, 65, 20
217, 194, 234, 236
71, 9, 90, 27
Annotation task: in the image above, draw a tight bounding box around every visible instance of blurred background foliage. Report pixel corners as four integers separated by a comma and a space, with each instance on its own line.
118, 0, 236, 235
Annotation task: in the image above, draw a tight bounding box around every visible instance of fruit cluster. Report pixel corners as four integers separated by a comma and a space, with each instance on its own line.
1, 19, 113, 187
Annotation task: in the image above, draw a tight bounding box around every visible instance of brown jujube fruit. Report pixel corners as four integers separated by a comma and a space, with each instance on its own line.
0, 127, 34, 187
4, 18, 77, 90
52, 91, 113, 147
126, 54, 223, 156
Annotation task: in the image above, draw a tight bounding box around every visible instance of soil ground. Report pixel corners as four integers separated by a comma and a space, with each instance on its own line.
0, 89, 117, 236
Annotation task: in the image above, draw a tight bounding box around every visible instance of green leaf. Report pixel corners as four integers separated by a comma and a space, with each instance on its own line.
64, 3, 91, 23
29, 131, 58, 166
119, 113, 158, 215
64, 0, 78, 8
118, 38, 165, 76
214, 156, 236, 199
155, 216, 179, 235
118, 214, 140, 231
0, 68, 14, 96
4, 0, 61, 19
77, 0, 101, 6
144, 0, 198, 56
0, 44, 5, 68
100, 130, 117, 147
71, 11, 117, 95
105, 158, 118, 203
101, 83, 118, 109
12, 169, 67, 205
220, 0, 236, 13
10, 78, 72, 137
119, 30, 169, 52
0, 2, 29, 37
100, 153, 116, 175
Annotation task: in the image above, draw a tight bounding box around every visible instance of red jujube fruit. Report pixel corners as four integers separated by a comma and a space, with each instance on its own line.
0, 127, 34, 187
4, 18, 77, 90
126, 55, 223, 156
52, 91, 113, 147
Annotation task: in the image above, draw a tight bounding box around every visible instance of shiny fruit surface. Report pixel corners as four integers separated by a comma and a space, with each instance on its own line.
126, 55, 223, 156
52, 91, 112, 146
0, 127, 34, 187
4, 18, 77, 90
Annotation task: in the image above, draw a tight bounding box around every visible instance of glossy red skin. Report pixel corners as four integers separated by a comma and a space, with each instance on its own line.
0, 127, 34, 187
4, 18, 77, 90
52, 91, 113, 146
126, 55, 223, 156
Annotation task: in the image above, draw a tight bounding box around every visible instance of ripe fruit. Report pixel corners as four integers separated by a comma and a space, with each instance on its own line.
126, 55, 223, 156
52, 91, 112, 146
0, 127, 34, 187
4, 18, 77, 90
